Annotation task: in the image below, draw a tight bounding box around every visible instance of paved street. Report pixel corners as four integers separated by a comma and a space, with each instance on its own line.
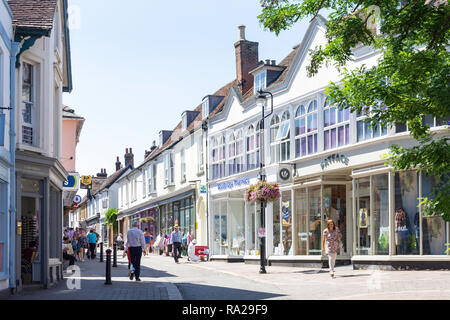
7, 251, 450, 300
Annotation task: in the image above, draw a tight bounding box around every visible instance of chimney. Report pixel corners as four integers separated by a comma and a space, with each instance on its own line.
150, 140, 157, 152
115, 156, 122, 171
234, 25, 259, 95
97, 168, 107, 178
124, 147, 134, 168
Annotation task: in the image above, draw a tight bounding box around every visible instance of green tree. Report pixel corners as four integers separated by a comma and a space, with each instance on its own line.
258, 0, 450, 221
105, 208, 119, 239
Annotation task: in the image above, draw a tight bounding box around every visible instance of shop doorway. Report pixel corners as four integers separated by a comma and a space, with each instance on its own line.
21, 196, 40, 285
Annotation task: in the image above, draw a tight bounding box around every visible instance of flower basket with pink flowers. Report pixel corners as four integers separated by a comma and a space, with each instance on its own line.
244, 181, 280, 203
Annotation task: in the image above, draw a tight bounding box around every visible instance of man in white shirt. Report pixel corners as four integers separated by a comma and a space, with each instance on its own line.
125, 222, 146, 281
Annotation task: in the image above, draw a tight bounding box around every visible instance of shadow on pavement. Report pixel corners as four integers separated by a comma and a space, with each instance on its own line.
175, 282, 285, 300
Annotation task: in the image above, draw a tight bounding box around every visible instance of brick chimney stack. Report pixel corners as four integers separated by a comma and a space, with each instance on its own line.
124, 147, 134, 168
97, 168, 107, 178
234, 25, 259, 95
115, 156, 122, 171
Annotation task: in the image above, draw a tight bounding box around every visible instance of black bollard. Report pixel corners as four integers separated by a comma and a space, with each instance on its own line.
113, 242, 117, 267
105, 249, 112, 285
100, 242, 104, 262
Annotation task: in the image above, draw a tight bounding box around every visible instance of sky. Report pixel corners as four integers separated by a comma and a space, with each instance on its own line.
63, 0, 312, 178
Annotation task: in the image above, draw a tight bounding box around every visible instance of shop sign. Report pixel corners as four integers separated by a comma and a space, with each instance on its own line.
217, 177, 250, 191
320, 153, 349, 170
200, 185, 207, 194
63, 173, 80, 191
80, 175, 92, 189
195, 246, 209, 256
73, 195, 82, 205
277, 165, 293, 184
258, 228, 266, 238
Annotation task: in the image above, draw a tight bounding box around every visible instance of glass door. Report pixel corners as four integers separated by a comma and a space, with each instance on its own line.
356, 178, 371, 255
323, 184, 347, 255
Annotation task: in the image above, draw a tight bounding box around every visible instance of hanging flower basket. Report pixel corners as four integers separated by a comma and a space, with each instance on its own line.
244, 181, 280, 203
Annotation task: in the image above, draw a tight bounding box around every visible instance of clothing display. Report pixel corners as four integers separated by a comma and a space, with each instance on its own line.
21, 215, 37, 250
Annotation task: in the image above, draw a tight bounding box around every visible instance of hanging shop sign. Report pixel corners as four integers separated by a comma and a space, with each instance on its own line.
200, 185, 207, 194
217, 177, 251, 191
277, 165, 293, 184
80, 175, 92, 189
320, 153, 350, 170
73, 195, 82, 205
63, 173, 80, 191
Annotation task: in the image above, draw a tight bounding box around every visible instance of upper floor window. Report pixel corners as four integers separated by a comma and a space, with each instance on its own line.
198, 136, 204, 173
22, 62, 36, 146
180, 149, 186, 182
211, 136, 226, 180
254, 70, 267, 94
148, 163, 157, 193
357, 107, 387, 142
142, 170, 146, 198
324, 99, 350, 150
164, 153, 174, 186
182, 113, 187, 131
246, 124, 260, 171
202, 99, 209, 120
270, 112, 291, 163
228, 131, 244, 175
295, 100, 317, 158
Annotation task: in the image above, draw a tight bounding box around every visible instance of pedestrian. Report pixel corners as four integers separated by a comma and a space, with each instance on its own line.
125, 221, 146, 282
71, 233, 79, 261
144, 228, 151, 256
171, 224, 182, 263
167, 228, 173, 257
87, 229, 98, 260
322, 220, 342, 278
78, 229, 88, 262
63, 236, 76, 266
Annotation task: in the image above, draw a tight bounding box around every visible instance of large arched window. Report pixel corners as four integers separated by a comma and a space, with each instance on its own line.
211, 136, 226, 179
270, 112, 291, 163
323, 98, 350, 150
246, 123, 260, 171
229, 130, 244, 175
295, 100, 317, 157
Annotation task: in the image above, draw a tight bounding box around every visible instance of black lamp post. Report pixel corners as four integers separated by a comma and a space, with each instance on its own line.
256, 90, 273, 274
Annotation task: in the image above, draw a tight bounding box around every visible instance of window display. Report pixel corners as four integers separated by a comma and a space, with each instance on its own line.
323, 185, 347, 254
373, 174, 389, 255
281, 191, 292, 255
272, 199, 281, 255
309, 186, 322, 255
356, 178, 370, 255
229, 200, 245, 256
294, 188, 307, 255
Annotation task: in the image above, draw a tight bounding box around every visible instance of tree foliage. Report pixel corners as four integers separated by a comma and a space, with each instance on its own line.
258, 0, 450, 220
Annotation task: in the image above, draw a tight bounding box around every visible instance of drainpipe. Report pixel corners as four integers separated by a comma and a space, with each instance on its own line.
9, 41, 20, 293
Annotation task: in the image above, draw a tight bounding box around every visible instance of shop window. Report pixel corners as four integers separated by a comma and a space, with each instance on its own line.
294, 189, 307, 255
373, 174, 390, 255
278, 191, 293, 255
394, 171, 419, 255
21, 62, 37, 146
309, 186, 322, 255
246, 124, 260, 171
356, 177, 371, 255
295, 101, 317, 158
323, 99, 350, 150
212, 200, 228, 255
272, 198, 281, 255
246, 201, 261, 256
421, 174, 448, 255
229, 200, 245, 256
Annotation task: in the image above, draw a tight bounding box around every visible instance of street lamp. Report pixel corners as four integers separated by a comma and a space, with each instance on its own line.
255, 90, 273, 274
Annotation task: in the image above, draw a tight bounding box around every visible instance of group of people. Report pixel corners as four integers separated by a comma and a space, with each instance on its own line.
62, 227, 100, 266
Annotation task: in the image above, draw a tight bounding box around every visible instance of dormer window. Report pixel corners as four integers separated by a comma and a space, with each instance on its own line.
254, 70, 267, 94
202, 99, 209, 120
182, 112, 187, 131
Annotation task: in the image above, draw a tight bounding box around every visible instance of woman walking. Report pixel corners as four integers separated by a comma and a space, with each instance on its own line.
322, 220, 342, 278
144, 228, 151, 256
78, 229, 88, 262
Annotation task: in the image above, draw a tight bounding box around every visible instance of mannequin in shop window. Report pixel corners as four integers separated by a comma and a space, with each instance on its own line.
395, 208, 409, 254
359, 208, 369, 248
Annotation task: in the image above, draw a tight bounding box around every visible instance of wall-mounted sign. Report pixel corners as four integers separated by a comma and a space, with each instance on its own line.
80, 175, 92, 189
320, 153, 350, 170
63, 173, 80, 191
277, 165, 293, 184
200, 185, 207, 194
217, 177, 250, 191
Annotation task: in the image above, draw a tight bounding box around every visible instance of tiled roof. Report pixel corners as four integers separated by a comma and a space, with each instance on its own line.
91, 166, 131, 197
7, 0, 57, 32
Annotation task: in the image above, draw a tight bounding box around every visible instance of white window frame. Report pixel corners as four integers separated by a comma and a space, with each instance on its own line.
294, 100, 318, 158
211, 136, 226, 180
254, 70, 267, 94
21, 62, 37, 147
182, 113, 187, 131
202, 99, 209, 120
164, 153, 174, 186
323, 99, 350, 150
246, 123, 260, 171
228, 130, 244, 176
270, 112, 291, 164
180, 148, 186, 182
142, 170, 146, 198
198, 137, 204, 173
357, 107, 388, 142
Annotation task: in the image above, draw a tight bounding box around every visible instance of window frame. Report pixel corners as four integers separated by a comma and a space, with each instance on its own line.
246, 123, 260, 171
295, 100, 318, 158
323, 98, 350, 150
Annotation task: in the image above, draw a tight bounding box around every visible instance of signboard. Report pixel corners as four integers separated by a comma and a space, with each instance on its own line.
200, 185, 207, 194
195, 246, 209, 256
63, 173, 80, 191
80, 175, 92, 189
320, 153, 349, 170
73, 195, 82, 205
277, 165, 293, 184
217, 177, 250, 191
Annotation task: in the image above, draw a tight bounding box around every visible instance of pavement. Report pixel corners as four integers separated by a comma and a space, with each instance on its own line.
6, 251, 450, 300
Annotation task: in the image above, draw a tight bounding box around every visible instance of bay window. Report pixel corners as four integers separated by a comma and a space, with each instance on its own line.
295, 101, 317, 158
229, 131, 243, 175
323, 99, 350, 150
246, 124, 260, 171
22, 62, 36, 146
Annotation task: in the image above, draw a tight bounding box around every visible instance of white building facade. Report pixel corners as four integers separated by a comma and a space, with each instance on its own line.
207, 17, 450, 269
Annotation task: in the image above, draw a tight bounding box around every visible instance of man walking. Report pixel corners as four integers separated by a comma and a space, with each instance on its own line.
125, 222, 146, 282
171, 224, 182, 263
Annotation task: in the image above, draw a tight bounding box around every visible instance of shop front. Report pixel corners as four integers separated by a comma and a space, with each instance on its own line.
159, 193, 195, 240
139, 207, 159, 237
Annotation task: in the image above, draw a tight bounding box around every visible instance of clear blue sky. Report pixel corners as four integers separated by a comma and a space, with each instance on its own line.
63, 0, 311, 178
